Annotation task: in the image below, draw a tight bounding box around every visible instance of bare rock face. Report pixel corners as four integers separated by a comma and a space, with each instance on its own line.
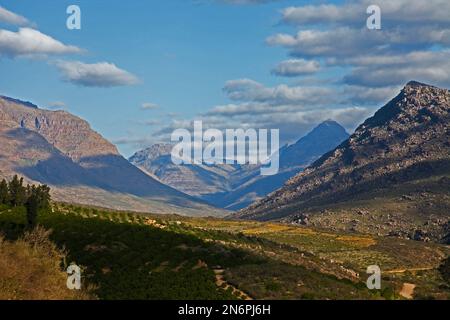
237, 81, 450, 242
0, 96, 223, 217
0, 98, 119, 161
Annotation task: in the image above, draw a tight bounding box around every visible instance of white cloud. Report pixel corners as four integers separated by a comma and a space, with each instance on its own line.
272, 59, 320, 77
0, 6, 32, 26
268, 0, 450, 89
343, 86, 400, 104
282, 4, 357, 26
223, 79, 336, 106
113, 136, 155, 147
47, 101, 67, 110
151, 102, 372, 146
141, 102, 159, 110
341, 51, 450, 87
266, 27, 450, 59
0, 28, 81, 57
282, 0, 450, 27
55, 60, 139, 87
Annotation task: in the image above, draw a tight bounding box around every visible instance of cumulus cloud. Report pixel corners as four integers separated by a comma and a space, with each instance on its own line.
55, 60, 139, 87
151, 103, 372, 146
0, 28, 81, 57
341, 51, 450, 87
282, 0, 450, 27
0, 6, 32, 26
266, 27, 450, 59
272, 59, 320, 77
223, 79, 336, 106
343, 85, 400, 104
147, 72, 384, 147
267, 0, 450, 90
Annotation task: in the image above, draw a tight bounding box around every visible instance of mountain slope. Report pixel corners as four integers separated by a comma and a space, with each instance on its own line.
0, 96, 224, 217
203, 120, 349, 210
236, 81, 450, 242
129, 121, 349, 210
129, 144, 238, 196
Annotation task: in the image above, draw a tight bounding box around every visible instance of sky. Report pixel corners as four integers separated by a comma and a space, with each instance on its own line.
1, 0, 450, 157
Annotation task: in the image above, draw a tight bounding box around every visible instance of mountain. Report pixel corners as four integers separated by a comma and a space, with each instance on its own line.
129, 144, 238, 196
130, 121, 349, 210
202, 120, 349, 210
236, 81, 450, 243
0, 96, 224, 217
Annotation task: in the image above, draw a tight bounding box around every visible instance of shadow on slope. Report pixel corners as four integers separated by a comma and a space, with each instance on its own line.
5, 128, 210, 209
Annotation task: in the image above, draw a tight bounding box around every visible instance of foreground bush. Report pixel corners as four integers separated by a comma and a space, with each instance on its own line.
0, 226, 92, 300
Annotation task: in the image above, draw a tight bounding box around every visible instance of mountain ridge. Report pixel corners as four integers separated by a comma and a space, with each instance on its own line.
236, 81, 450, 242
0, 96, 224, 217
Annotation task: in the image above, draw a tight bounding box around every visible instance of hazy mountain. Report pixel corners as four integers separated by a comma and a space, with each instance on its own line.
130, 121, 349, 210
203, 120, 349, 210
129, 144, 238, 196
0, 96, 224, 217
236, 81, 450, 243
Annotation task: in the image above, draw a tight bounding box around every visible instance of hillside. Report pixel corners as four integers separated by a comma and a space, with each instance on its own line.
130, 121, 349, 210
0, 203, 448, 299
0, 96, 223, 217
237, 81, 450, 243
0, 226, 92, 300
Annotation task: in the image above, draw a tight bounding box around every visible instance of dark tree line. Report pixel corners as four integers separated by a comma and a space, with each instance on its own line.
0, 175, 51, 228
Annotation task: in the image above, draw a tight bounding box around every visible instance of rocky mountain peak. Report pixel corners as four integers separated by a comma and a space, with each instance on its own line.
129, 143, 173, 163
321, 119, 342, 127
307, 120, 348, 137
353, 80, 449, 136
405, 80, 437, 89
402, 80, 449, 98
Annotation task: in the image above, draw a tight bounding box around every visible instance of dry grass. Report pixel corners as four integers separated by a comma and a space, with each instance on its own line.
335, 235, 377, 248
0, 226, 93, 300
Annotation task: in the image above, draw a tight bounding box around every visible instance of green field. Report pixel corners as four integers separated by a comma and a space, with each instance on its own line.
0, 203, 448, 300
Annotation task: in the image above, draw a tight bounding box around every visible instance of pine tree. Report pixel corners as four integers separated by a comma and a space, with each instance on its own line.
0, 179, 9, 205
8, 175, 26, 207
36, 184, 51, 210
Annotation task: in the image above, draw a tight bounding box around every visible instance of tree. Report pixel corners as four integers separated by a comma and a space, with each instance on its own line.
25, 184, 51, 228
25, 186, 39, 228
8, 175, 26, 207
0, 179, 9, 205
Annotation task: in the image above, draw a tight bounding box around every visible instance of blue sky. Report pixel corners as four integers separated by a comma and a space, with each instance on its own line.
1, 0, 449, 156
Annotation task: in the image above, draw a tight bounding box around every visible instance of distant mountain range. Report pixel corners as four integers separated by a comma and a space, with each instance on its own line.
0, 96, 224, 217
236, 81, 450, 243
130, 120, 349, 210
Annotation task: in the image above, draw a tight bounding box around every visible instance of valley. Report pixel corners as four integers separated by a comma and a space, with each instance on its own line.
0, 202, 448, 300
0, 81, 449, 300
